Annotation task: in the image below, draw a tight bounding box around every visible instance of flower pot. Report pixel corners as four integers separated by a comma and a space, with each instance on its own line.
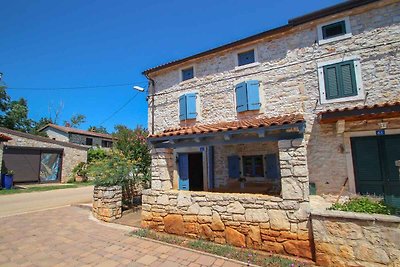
4, 174, 13, 189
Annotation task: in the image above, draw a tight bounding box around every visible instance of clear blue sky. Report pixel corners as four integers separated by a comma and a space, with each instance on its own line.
0, 0, 343, 133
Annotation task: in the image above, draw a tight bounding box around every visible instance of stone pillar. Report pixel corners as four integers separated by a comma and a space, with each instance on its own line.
278, 138, 309, 202
151, 148, 174, 191
92, 185, 122, 222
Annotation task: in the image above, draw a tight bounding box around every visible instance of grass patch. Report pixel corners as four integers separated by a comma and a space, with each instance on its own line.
131, 229, 312, 267
329, 196, 397, 215
0, 183, 92, 195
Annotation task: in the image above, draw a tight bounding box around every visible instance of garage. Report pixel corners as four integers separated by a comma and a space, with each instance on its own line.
3, 146, 63, 183
0, 127, 87, 183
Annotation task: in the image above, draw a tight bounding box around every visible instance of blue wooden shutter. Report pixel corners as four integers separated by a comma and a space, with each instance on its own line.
179, 95, 187, 121
338, 61, 357, 97
207, 146, 214, 190
265, 154, 280, 179
324, 65, 340, 100
178, 153, 189, 190
246, 80, 261, 111
228, 155, 241, 179
186, 93, 197, 120
235, 82, 248, 112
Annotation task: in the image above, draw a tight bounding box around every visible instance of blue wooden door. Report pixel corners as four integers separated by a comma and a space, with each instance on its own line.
178, 153, 189, 190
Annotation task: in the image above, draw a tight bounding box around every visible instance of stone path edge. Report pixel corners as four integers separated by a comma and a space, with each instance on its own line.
88, 210, 260, 267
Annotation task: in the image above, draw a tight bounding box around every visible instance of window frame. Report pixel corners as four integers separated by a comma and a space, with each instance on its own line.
85, 137, 93, 146
242, 155, 265, 178
178, 91, 200, 121
317, 56, 364, 104
234, 80, 262, 113
235, 47, 259, 70
180, 66, 195, 82
317, 17, 352, 45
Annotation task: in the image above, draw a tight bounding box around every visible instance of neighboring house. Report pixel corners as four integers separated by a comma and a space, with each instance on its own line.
142, 0, 400, 262
39, 124, 114, 148
0, 127, 87, 183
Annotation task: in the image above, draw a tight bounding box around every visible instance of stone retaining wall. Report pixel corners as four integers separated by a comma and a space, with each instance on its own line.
92, 186, 122, 222
142, 189, 313, 259
312, 210, 400, 267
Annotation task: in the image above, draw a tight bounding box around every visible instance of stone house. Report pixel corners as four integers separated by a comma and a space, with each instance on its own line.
39, 124, 114, 148
0, 127, 87, 184
142, 0, 400, 263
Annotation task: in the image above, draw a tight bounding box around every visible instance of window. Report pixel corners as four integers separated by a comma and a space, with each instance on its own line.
181, 67, 194, 81
237, 50, 255, 66
242, 155, 264, 177
101, 140, 112, 148
318, 57, 363, 104
235, 80, 261, 112
317, 17, 352, 45
85, 138, 93, 146
322, 21, 346, 39
179, 93, 197, 121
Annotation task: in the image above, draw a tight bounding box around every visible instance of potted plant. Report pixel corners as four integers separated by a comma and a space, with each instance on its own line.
4, 170, 14, 190
238, 177, 246, 189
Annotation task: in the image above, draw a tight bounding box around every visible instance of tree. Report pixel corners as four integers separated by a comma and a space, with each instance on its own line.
64, 114, 86, 128
31, 117, 53, 136
0, 98, 33, 132
113, 125, 151, 176
88, 125, 108, 134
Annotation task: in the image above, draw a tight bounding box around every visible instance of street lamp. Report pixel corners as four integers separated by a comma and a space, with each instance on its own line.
133, 85, 144, 92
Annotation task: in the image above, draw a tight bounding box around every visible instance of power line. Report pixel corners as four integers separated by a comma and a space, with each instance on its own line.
7, 81, 148, 90
99, 91, 140, 126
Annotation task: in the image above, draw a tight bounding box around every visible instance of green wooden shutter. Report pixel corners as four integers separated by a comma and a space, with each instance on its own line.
338, 61, 357, 97
324, 60, 357, 100
324, 65, 340, 99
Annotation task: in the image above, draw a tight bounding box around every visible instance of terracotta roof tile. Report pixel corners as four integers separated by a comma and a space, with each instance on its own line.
149, 114, 304, 138
41, 124, 114, 140
0, 134, 12, 141
318, 102, 400, 123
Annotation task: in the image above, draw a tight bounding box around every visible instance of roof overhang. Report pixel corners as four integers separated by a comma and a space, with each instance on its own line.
149, 121, 305, 149
318, 102, 400, 124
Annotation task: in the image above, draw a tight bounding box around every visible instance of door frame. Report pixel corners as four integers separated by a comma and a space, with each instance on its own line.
344, 129, 400, 194
174, 147, 208, 191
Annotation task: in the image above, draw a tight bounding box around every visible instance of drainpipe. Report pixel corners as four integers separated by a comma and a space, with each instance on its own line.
144, 73, 155, 135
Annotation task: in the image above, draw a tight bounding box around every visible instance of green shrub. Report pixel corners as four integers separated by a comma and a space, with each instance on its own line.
88, 151, 139, 187
329, 196, 396, 215
87, 148, 108, 163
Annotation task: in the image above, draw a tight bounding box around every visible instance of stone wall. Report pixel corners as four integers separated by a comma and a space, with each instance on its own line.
312, 210, 400, 267
69, 133, 110, 147
147, 0, 400, 194
0, 128, 87, 183
143, 139, 312, 259
92, 186, 122, 222
142, 190, 312, 259
44, 128, 69, 142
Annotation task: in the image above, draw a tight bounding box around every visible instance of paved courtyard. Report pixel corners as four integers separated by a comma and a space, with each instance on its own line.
0, 206, 245, 267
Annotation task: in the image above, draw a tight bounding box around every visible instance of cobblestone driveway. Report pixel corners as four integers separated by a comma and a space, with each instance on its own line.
0, 207, 245, 267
